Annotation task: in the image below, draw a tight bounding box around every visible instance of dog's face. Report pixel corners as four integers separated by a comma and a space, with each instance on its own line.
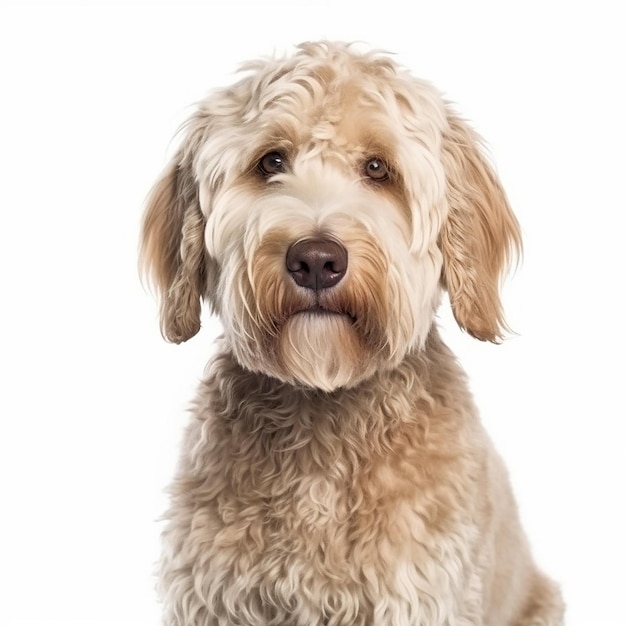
141, 42, 520, 391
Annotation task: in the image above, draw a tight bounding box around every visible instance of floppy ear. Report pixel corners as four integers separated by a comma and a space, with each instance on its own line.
140, 125, 209, 344
440, 111, 522, 342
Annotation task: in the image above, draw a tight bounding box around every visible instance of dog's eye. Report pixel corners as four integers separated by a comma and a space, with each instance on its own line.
363, 157, 390, 182
258, 151, 287, 177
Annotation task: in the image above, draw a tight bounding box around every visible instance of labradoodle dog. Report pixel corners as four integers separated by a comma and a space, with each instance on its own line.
141, 41, 564, 625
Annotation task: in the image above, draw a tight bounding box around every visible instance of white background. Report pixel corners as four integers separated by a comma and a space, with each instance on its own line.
1, 3, 624, 625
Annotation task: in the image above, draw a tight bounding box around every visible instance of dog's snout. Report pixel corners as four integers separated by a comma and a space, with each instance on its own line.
286, 239, 348, 290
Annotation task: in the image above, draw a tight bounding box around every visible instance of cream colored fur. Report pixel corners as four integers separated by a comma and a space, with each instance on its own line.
141, 41, 564, 625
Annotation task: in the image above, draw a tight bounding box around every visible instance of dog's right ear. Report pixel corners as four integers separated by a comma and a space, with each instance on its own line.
140, 125, 209, 344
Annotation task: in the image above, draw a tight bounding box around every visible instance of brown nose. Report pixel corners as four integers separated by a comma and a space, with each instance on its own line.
286, 239, 348, 290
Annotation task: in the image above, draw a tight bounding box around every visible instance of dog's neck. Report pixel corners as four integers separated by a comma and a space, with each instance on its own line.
200, 327, 471, 435
179, 326, 478, 505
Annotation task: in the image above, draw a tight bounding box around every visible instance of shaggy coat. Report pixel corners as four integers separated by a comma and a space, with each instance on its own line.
141, 41, 564, 625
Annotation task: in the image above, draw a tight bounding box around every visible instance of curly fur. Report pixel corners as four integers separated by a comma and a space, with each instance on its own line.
141, 41, 563, 625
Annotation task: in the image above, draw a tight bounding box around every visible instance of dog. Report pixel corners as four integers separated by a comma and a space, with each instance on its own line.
141, 41, 564, 626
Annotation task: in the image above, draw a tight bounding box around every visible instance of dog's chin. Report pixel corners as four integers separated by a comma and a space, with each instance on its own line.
276, 311, 369, 392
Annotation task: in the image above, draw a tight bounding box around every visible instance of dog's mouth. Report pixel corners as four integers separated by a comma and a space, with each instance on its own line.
294, 304, 357, 323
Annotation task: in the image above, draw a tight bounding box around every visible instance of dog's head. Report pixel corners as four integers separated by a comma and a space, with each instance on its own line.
140, 42, 520, 391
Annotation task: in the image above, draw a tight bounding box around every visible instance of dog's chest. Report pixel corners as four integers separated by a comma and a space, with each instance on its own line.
178, 373, 481, 625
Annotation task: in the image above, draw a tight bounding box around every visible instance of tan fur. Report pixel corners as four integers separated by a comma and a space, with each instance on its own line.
440, 114, 522, 342
141, 41, 563, 625
140, 114, 218, 343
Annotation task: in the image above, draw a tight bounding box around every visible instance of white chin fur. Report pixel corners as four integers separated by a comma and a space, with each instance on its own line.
278, 312, 366, 392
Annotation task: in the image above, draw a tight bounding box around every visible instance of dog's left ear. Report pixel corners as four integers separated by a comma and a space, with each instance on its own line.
440, 110, 522, 342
